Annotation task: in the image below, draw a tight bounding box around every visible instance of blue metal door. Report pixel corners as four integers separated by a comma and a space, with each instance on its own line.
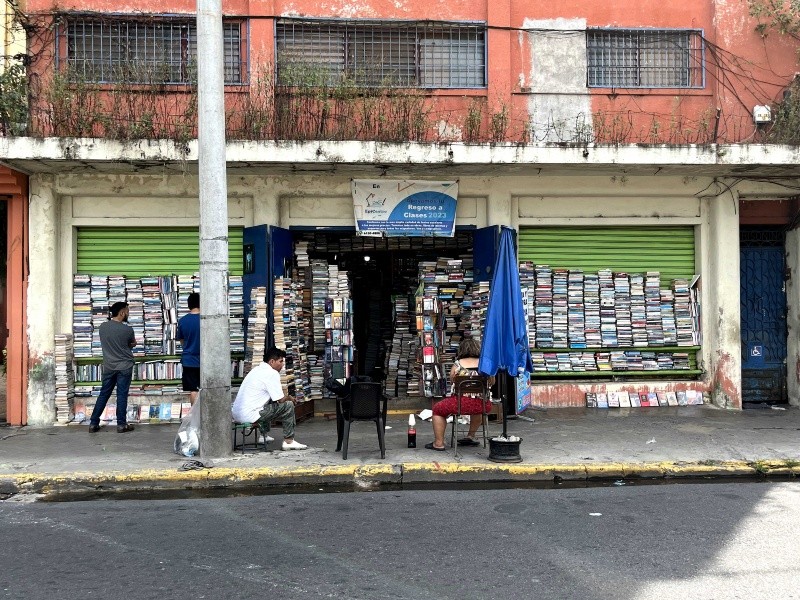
740, 231, 787, 404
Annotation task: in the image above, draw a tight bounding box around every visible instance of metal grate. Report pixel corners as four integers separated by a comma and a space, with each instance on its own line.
275, 18, 486, 88
587, 29, 704, 89
62, 16, 246, 84
740, 227, 785, 248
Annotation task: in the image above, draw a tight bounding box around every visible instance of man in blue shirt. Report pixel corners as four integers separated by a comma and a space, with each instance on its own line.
176, 292, 201, 405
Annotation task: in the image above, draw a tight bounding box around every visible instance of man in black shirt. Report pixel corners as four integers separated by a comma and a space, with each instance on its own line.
88, 301, 137, 433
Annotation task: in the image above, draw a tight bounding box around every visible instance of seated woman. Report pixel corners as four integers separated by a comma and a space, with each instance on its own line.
425, 338, 494, 451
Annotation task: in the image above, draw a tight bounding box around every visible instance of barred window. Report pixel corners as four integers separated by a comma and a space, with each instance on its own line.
587, 29, 704, 88
275, 19, 486, 88
62, 16, 247, 84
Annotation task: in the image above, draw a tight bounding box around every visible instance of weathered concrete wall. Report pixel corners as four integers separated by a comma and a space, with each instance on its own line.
703, 186, 742, 408
522, 18, 591, 143
27, 176, 59, 425
786, 228, 800, 407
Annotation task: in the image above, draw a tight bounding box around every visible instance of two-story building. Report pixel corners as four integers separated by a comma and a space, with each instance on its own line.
1, 0, 799, 425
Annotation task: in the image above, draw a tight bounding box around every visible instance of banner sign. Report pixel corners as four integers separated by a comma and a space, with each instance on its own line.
352, 179, 458, 237
516, 371, 532, 413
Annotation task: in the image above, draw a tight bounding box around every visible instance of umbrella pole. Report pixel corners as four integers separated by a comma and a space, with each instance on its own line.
500, 369, 509, 438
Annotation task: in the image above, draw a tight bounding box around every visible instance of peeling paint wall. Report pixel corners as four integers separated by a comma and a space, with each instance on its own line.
27, 176, 60, 425
522, 18, 591, 143
702, 189, 742, 408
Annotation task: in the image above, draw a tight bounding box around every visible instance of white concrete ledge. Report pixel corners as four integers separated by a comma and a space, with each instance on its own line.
1, 137, 799, 176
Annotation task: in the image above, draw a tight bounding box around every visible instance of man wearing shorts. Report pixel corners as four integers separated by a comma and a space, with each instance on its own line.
176, 292, 201, 405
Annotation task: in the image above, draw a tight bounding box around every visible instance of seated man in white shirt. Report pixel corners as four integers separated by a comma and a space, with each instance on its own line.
232, 346, 307, 451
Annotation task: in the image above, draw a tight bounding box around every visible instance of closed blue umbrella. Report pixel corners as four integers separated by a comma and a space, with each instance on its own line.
479, 226, 533, 438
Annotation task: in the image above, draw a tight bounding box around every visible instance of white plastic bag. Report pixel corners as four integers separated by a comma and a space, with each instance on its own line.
173, 395, 202, 457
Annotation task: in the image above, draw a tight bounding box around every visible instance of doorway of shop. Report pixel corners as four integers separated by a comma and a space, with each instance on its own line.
740, 227, 788, 406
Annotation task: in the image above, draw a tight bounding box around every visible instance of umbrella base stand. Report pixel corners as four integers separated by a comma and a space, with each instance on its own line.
488, 438, 523, 463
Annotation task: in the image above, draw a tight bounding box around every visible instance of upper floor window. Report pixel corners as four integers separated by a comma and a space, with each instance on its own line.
61, 16, 247, 84
275, 18, 486, 89
587, 29, 704, 89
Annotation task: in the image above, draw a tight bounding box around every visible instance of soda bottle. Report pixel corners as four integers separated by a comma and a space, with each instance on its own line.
407, 414, 417, 448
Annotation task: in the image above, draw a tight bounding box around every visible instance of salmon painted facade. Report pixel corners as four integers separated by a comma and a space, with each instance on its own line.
1, 0, 799, 424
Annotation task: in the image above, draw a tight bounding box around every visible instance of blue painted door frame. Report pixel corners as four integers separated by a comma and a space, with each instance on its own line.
740, 242, 788, 403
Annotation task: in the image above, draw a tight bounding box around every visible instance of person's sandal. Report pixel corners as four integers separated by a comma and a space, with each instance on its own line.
424, 442, 446, 451
457, 437, 480, 447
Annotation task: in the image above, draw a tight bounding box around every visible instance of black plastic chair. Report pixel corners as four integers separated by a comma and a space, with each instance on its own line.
340, 381, 387, 460
449, 375, 491, 457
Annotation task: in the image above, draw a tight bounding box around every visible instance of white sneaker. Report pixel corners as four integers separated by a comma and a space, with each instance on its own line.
282, 440, 308, 451
257, 434, 274, 444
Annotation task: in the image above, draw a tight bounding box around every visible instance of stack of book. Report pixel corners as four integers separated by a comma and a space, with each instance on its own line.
229, 275, 245, 354
90, 275, 109, 356
645, 272, 664, 346
534, 266, 554, 347
673, 278, 694, 346
311, 260, 329, 351
273, 277, 297, 394
244, 286, 268, 374
660, 288, 677, 345
160, 276, 179, 355
125, 277, 146, 356
614, 273, 632, 347
599, 269, 617, 347
141, 276, 164, 356
385, 296, 411, 397
567, 270, 585, 348
584, 273, 601, 347
73, 275, 92, 357
552, 269, 568, 347
630, 273, 648, 347
519, 262, 536, 348
465, 281, 490, 342
54, 333, 74, 423
295, 240, 310, 268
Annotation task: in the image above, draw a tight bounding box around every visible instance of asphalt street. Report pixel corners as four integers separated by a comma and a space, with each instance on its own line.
1, 481, 798, 600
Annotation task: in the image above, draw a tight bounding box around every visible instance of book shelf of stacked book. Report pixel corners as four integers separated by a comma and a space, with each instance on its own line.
518, 264, 702, 379
63, 273, 246, 424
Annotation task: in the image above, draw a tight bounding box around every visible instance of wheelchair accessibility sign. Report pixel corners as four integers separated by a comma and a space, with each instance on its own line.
747, 343, 765, 367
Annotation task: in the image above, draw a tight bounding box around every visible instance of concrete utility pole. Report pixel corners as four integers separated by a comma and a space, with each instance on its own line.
197, 0, 231, 458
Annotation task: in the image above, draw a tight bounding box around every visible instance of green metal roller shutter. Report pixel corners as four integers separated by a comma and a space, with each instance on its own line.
518, 226, 695, 285
76, 227, 244, 276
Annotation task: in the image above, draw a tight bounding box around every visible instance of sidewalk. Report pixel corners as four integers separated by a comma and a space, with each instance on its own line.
1, 405, 799, 499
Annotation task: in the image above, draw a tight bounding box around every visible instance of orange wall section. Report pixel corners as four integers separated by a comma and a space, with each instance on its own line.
0, 167, 28, 426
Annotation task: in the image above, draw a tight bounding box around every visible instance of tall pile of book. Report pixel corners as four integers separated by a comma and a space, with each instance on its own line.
519, 262, 536, 348
141, 276, 163, 355
54, 333, 74, 423
229, 275, 245, 354
160, 276, 178, 355
599, 269, 617, 347
534, 265, 554, 347
291, 278, 312, 403
311, 260, 329, 351
614, 272, 632, 347
125, 277, 145, 356
385, 296, 422, 397
645, 272, 665, 346
464, 281, 490, 342
73, 275, 92, 357
567, 270, 585, 348
90, 275, 109, 356
630, 273, 647, 347
673, 278, 694, 346
552, 269, 569, 347
584, 273, 601, 347
244, 286, 268, 374
273, 277, 296, 394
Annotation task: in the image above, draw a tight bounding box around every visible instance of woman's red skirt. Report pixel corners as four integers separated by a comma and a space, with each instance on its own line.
432, 395, 492, 417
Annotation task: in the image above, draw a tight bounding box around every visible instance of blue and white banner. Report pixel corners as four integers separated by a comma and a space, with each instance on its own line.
352, 179, 458, 237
